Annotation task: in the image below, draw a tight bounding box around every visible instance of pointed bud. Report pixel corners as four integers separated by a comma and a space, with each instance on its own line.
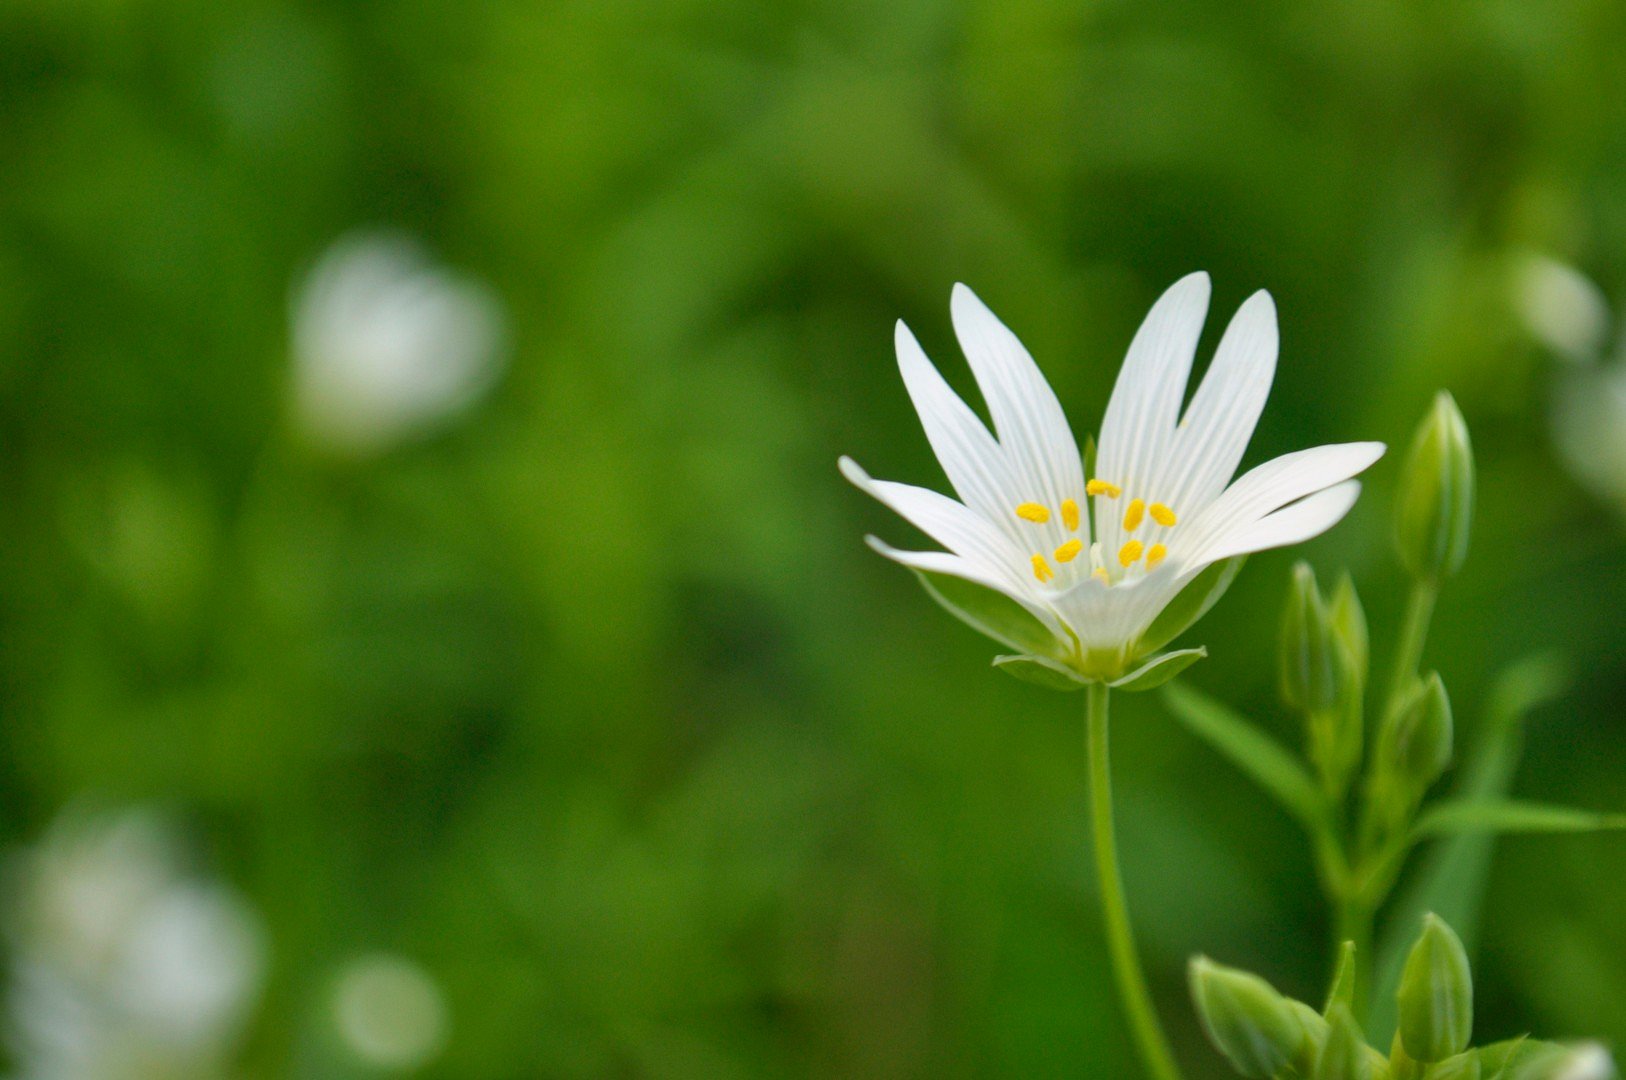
1327, 572, 1369, 686
1379, 673, 1454, 791
1395, 391, 1474, 582
1315, 1005, 1373, 1080
1397, 914, 1473, 1062
1189, 957, 1306, 1078
1280, 563, 1339, 713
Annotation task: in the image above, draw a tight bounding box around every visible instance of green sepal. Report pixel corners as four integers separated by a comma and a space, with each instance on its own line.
1138, 556, 1246, 655
911, 568, 1064, 659
1412, 799, 1626, 841
1188, 956, 1307, 1079
992, 653, 1087, 692
1318, 1005, 1374, 1080
1425, 1052, 1482, 1080
1160, 682, 1327, 834
1324, 940, 1357, 1016
1109, 647, 1206, 692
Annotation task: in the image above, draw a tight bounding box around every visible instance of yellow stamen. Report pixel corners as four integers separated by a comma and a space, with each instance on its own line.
1145, 543, 1168, 570
1092, 567, 1110, 583
1032, 555, 1054, 583
1149, 503, 1178, 527
1016, 502, 1050, 524
1054, 539, 1084, 563
1060, 498, 1080, 532
1086, 479, 1122, 498
1118, 540, 1144, 567
1123, 498, 1146, 531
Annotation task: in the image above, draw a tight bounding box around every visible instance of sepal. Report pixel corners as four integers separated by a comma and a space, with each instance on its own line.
1109, 647, 1207, 692
1139, 556, 1245, 655
1189, 956, 1306, 1078
991, 653, 1087, 692
910, 567, 1064, 659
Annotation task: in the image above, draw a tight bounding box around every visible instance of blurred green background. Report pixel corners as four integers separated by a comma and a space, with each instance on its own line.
2, 0, 1624, 1076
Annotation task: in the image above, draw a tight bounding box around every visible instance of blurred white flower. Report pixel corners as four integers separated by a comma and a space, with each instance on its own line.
330, 953, 449, 1071
4, 808, 264, 1080
1557, 1043, 1617, 1080
1552, 360, 1626, 508
1512, 252, 1612, 363
291, 230, 507, 453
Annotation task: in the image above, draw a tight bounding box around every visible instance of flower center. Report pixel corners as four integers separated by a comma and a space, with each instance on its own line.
1014, 479, 1178, 584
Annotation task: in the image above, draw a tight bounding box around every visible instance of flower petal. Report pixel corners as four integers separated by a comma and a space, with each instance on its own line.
894, 321, 1026, 538
1166, 289, 1279, 513
1094, 272, 1211, 561
1197, 480, 1364, 563
863, 536, 1068, 640
950, 284, 1087, 541
1179, 441, 1385, 564
840, 456, 1032, 590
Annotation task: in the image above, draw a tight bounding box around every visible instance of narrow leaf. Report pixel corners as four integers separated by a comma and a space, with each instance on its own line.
1110, 647, 1206, 692
1159, 682, 1326, 832
912, 568, 1063, 659
1413, 800, 1626, 840
992, 654, 1088, 692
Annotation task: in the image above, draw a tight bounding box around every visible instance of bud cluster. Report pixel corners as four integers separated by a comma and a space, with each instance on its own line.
1190, 916, 1614, 1080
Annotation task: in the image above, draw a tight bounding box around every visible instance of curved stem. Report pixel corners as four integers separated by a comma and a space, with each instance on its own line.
1087, 683, 1184, 1080
1384, 581, 1438, 713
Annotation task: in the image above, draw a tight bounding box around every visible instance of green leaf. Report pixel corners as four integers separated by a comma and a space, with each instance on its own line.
1109, 647, 1206, 691
1412, 800, 1626, 840
1138, 556, 1246, 655
912, 568, 1063, 659
992, 653, 1087, 692
1323, 940, 1356, 1016
1159, 682, 1326, 833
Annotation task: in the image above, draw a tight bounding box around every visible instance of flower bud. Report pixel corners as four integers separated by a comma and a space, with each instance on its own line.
1280, 563, 1339, 713
1327, 572, 1369, 686
1316, 1005, 1373, 1080
1397, 914, 1473, 1063
1378, 673, 1454, 793
1395, 391, 1474, 582
1189, 957, 1305, 1078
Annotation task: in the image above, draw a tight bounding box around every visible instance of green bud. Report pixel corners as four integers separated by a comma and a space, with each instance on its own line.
1379, 673, 1454, 792
1327, 572, 1369, 686
1189, 956, 1306, 1078
1280, 563, 1340, 713
1317, 1005, 1373, 1080
1395, 391, 1474, 582
1426, 1052, 1482, 1080
1397, 914, 1473, 1063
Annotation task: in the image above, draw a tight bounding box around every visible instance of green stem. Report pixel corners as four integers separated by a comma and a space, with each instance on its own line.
1333, 892, 1373, 1019
1384, 581, 1438, 713
1087, 683, 1183, 1080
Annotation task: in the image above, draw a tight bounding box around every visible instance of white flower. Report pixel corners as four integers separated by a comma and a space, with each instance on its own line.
841, 275, 1384, 678
1512, 252, 1611, 364
291, 230, 507, 454
330, 953, 449, 1071
1556, 1042, 1617, 1080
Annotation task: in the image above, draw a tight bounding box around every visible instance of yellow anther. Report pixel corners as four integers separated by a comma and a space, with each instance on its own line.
1118, 540, 1144, 567
1149, 503, 1178, 527
1054, 539, 1084, 563
1032, 555, 1054, 583
1060, 498, 1080, 532
1016, 502, 1050, 524
1092, 567, 1110, 583
1145, 543, 1168, 570
1123, 498, 1146, 531
1086, 479, 1122, 498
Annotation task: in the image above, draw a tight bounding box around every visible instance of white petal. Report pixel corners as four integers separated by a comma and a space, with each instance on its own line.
1197, 480, 1363, 563
1096, 272, 1212, 493
1166, 290, 1279, 513
894, 321, 1025, 536
1050, 566, 1183, 651
1093, 272, 1211, 563
863, 536, 1069, 640
840, 457, 1032, 591
950, 285, 1087, 537
1179, 441, 1385, 563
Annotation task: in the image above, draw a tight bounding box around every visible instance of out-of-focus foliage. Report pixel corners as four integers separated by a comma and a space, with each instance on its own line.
1, 1, 1624, 1076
